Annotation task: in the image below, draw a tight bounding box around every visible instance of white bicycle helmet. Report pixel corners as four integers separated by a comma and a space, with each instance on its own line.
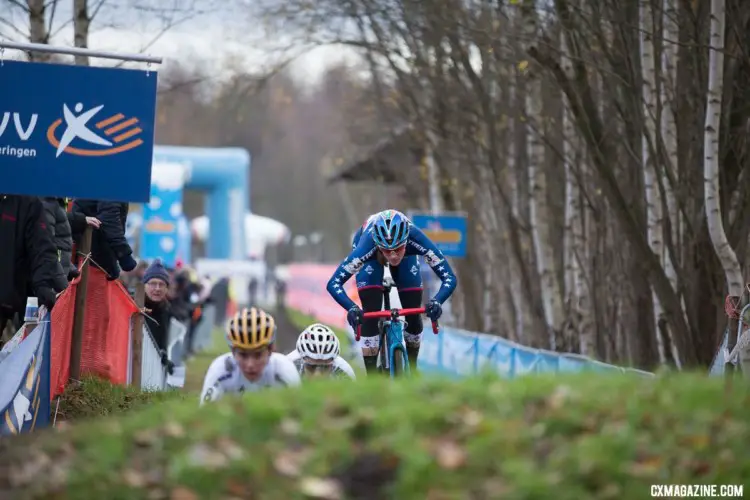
297, 324, 340, 362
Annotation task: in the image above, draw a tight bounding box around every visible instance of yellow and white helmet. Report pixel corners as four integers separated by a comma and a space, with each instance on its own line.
225, 307, 276, 350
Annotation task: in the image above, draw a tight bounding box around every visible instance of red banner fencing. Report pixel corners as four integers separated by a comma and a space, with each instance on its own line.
286, 263, 358, 330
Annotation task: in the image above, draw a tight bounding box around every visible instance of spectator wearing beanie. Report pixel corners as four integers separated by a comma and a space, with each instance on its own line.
143, 259, 171, 352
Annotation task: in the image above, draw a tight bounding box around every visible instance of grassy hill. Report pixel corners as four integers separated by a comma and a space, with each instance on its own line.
2, 372, 748, 499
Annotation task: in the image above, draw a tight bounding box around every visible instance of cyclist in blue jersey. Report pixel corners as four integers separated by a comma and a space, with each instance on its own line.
326, 209, 457, 374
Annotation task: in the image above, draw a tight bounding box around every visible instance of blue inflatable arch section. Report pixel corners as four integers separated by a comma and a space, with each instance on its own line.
153, 145, 250, 260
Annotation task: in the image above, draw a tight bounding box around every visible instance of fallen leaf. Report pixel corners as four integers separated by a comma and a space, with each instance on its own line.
426, 489, 450, 500
689, 460, 712, 476
170, 486, 199, 500
434, 440, 467, 470
188, 443, 228, 470
548, 385, 572, 410
279, 418, 301, 436
225, 479, 251, 497
144, 468, 164, 485
274, 449, 311, 477
299, 477, 342, 499
216, 437, 245, 461
134, 429, 158, 447
460, 408, 483, 429
104, 421, 123, 435
122, 469, 146, 488
682, 434, 709, 450
627, 455, 663, 477
164, 421, 185, 438
147, 489, 168, 500
482, 478, 511, 497
599, 483, 621, 499
718, 449, 734, 462
54, 421, 70, 432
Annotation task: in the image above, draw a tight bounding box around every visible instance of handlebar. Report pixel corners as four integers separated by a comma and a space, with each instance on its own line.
355, 307, 439, 341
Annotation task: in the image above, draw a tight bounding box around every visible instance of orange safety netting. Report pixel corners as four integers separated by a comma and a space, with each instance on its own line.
49, 267, 139, 398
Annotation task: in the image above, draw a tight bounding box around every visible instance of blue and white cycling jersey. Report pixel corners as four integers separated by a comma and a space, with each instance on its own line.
326, 217, 458, 310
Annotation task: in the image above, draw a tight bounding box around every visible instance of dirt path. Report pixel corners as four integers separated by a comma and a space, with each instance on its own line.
272, 306, 299, 354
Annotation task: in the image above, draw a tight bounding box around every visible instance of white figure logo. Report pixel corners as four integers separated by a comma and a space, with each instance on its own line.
56, 103, 113, 157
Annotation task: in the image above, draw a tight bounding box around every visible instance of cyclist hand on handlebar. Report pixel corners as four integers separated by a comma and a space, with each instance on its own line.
425, 300, 442, 321
347, 305, 364, 329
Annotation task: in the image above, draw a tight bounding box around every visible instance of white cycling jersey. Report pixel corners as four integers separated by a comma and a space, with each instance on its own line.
286, 350, 357, 380
200, 352, 301, 406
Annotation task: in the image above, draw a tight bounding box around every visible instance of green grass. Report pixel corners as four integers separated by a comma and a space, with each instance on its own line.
53, 376, 186, 423
7, 373, 747, 499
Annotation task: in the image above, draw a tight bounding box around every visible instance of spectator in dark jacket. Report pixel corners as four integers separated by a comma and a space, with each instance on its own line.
0, 195, 61, 334
41, 198, 72, 292
65, 200, 101, 280
72, 199, 136, 280
143, 259, 171, 352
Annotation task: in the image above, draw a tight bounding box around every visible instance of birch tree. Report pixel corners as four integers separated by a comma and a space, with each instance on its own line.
640, 0, 668, 364
26, 0, 55, 61
560, 28, 592, 356
73, 0, 91, 66
703, 0, 746, 375
703, 0, 742, 299
521, 1, 565, 349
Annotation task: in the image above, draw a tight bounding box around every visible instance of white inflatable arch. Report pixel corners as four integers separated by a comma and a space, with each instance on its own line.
191, 213, 291, 259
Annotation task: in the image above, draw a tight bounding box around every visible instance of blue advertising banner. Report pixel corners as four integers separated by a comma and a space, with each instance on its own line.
0, 315, 51, 436
417, 324, 654, 380
0, 60, 157, 202
141, 180, 183, 267
409, 212, 468, 258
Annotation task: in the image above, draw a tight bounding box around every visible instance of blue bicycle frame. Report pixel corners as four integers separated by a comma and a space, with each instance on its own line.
355, 277, 438, 378
378, 315, 410, 377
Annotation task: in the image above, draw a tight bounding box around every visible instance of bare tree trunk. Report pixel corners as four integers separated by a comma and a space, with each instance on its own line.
524, 4, 565, 350
704, 0, 742, 297
26, 0, 51, 61
560, 29, 591, 355
703, 0, 745, 372
640, 0, 668, 365
507, 71, 533, 344
73, 0, 91, 66
659, 0, 683, 368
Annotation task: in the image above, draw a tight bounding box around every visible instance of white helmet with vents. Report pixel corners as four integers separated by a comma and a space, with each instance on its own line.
297, 323, 340, 362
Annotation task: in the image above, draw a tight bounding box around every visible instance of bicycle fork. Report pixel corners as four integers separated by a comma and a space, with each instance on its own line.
378, 319, 410, 376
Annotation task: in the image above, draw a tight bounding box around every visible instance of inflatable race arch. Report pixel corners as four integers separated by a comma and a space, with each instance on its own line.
152, 146, 250, 260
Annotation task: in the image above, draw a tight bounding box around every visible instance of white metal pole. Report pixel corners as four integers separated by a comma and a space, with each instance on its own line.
0, 40, 163, 65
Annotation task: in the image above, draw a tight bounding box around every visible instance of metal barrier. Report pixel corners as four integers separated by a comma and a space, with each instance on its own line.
166, 318, 188, 388
139, 325, 167, 391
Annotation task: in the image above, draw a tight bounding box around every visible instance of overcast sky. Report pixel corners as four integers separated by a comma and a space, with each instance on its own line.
0, 0, 362, 83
